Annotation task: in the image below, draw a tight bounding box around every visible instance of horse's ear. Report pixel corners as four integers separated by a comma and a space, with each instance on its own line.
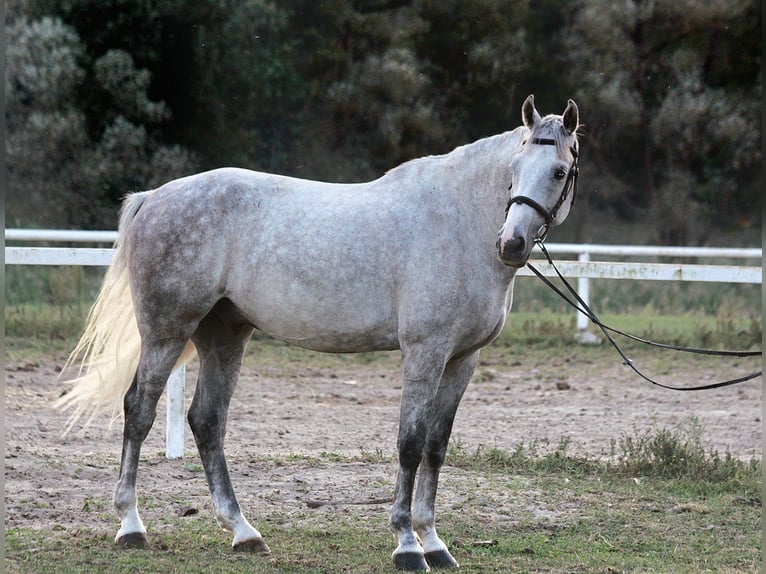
522, 94, 541, 129
562, 99, 579, 134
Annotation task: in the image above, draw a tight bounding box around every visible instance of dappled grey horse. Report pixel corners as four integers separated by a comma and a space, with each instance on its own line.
61, 94, 580, 570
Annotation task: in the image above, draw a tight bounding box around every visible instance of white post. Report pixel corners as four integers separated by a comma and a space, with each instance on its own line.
166, 366, 186, 459
576, 251, 590, 332
574, 251, 601, 344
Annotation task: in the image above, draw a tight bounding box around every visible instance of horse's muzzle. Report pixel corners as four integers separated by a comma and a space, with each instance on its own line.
496, 233, 528, 268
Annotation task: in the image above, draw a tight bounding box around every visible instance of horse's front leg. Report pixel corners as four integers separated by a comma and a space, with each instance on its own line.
390, 346, 447, 571
412, 351, 479, 569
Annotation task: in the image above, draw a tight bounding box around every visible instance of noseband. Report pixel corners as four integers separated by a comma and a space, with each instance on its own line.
504, 137, 580, 233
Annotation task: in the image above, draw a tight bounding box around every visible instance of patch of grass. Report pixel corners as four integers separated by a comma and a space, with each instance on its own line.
447, 435, 606, 477
358, 447, 395, 463
499, 310, 761, 351
7, 422, 762, 572
454, 492, 761, 573
5, 303, 87, 342
514, 271, 761, 320
447, 418, 761, 500
610, 418, 762, 498
7, 449, 761, 573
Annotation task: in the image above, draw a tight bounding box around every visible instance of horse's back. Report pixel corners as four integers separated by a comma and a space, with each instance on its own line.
124, 168, 425, 351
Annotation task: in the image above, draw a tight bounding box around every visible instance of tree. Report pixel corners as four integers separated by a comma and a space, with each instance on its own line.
650, 43, 761, 241
564, 0, 760, 240
414, 0, 534, 144
7, 0, 760, 242
6, 13, 196, 228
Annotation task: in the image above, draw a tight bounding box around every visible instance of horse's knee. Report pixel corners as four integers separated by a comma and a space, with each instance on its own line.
187, 401, 209, 433
423, 435, 449, 469
121, 379, 160, 442
187, 397, 224, 441
398, 444, 423, 472
398, 422, 427, 467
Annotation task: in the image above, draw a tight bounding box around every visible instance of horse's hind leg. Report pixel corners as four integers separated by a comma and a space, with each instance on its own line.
115, 337, 189, 547
412, 351, 479, 569
188, 300, 269, 554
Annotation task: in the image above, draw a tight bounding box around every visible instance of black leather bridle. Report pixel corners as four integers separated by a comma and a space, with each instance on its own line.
504, 137, 580, 238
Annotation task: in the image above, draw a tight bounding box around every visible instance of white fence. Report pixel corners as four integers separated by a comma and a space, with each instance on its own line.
5, 229, 763, 458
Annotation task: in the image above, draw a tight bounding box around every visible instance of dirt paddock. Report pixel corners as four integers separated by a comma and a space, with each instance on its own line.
5, 348, 762, 537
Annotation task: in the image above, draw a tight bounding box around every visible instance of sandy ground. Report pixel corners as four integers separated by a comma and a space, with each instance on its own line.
5, 347, 761, 538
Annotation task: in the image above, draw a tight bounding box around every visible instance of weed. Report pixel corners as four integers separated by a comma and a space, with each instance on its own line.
447, 419, 761, 501
447, 435, 604, 476
358, 447, 394, 463
610, 418, 762, 498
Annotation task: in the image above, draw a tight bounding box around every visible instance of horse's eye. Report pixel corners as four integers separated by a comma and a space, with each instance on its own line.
554, 169, 567, 180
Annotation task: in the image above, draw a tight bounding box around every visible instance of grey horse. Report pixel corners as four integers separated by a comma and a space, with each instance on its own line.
60, 94, 580, 570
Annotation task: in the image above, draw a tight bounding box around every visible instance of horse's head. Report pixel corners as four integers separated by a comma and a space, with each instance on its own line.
497, 95, 580, 268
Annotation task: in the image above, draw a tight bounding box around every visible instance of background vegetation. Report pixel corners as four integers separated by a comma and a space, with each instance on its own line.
5, 0, 762, 247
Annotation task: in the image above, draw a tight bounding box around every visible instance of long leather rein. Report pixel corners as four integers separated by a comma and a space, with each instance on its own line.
527, 240, 762, 391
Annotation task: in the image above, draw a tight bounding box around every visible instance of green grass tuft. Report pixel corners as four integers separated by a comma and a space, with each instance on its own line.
610, 418, 762, 498
447, 419, 761, 500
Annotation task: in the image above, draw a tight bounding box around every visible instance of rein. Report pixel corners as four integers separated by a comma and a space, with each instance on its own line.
526, 241, 762, 391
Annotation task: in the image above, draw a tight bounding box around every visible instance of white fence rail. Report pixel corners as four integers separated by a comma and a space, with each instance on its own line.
6, 229, 763, 458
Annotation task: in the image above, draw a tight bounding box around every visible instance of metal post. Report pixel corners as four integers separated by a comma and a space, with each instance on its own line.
165, 366, 186, 459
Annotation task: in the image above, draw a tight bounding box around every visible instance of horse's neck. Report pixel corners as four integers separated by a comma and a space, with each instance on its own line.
441, 128, 526, 236
451, 127, 524, 188
374, 128, 525, 248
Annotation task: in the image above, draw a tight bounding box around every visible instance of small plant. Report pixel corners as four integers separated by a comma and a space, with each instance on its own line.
446, 435, 601, 475
611, 417, 761, 497
448, 420, 761, 500
359, 447, 393, 463
183, 462, 204, 473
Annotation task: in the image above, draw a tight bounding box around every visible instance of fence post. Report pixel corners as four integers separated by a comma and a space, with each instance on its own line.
165, 366, 186, 459
575, 251, 600, 344
576, 251, 590, 331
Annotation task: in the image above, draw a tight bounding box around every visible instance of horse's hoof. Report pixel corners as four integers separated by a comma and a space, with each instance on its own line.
233, 537, 271, 554
393, 551, 430, 571
116, 531, 148, 549
425, 549, 459, 568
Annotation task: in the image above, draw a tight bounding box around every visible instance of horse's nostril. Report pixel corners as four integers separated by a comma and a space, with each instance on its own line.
502, 236, 525, 258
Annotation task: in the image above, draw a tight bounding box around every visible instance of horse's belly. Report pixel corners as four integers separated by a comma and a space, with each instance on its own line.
246, 314, 400, 353
229, 274, 400, 353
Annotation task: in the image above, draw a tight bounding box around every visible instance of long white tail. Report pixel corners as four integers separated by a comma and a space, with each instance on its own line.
57, 191, 195, 430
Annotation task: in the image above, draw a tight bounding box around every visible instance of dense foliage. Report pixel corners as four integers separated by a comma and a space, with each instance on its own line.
6, 0, 761, 243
